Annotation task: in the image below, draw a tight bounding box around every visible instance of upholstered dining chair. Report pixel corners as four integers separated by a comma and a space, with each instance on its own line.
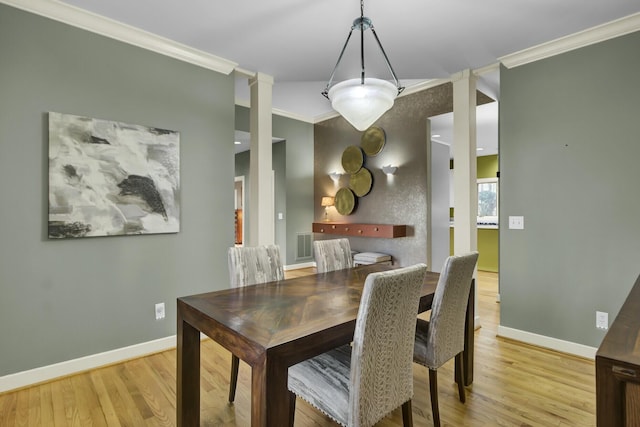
288, 263, 428, 427
413, 252, 479, 427
313, 238, 354, 273
226, 244, 284, 403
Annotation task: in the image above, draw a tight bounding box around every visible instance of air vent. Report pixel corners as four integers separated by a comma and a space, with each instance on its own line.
296, 233, 312, 260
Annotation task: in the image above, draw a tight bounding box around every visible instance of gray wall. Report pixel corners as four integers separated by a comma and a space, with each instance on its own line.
234, 141, 287, 253
0, 5, 235, 376
235, 106, 315, 266
500, 30, 640, 347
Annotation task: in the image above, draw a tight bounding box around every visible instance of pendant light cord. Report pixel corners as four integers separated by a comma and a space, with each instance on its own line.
321, 0, 404, 99
360, 0, 365, 85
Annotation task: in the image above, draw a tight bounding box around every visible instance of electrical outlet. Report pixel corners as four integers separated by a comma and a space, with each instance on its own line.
596, 311, 608, 330
155, 302, 165, 320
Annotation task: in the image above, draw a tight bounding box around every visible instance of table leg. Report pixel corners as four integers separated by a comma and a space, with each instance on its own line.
177, 309, 200, 427
456, 278, 475, 386
251, 354, 290, 427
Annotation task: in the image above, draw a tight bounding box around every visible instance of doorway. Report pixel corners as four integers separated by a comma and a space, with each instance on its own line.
234, 176, 245, 246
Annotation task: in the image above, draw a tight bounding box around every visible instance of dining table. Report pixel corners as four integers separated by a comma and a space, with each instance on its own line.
177, 263, 475, 427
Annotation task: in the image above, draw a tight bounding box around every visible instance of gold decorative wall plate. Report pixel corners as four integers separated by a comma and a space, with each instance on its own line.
349, 167, 373, 197
361, 126, 386, 156
341, 145, 364, 174
334, 187, 356, 215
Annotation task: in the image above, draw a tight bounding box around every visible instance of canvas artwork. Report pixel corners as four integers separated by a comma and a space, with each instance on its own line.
48, 112, 180, 238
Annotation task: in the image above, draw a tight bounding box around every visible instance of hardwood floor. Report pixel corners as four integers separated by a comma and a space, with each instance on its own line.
0, 269, 596, 426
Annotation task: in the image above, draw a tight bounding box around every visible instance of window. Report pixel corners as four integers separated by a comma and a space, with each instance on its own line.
477, 178, 498, 224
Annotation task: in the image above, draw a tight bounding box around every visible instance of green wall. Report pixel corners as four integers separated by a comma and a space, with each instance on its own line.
235, 106, 315, 266
450, 154, 499, 272
500, 31, 640, 348
0, 5, 235, 376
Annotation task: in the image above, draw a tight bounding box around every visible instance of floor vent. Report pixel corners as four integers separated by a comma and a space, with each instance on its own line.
296, 233, 312, 260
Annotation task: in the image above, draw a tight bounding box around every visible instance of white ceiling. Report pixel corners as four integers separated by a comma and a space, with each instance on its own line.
29, 0, 640, 155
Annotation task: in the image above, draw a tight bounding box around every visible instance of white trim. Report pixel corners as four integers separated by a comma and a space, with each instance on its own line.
0, 336, 176, 393
1, 0, 237, 74
234, 98, 317, 124
400, 78, 450, 98
497, 325, 597, 360
284, 261, 316, 271
500, 12, 640, 69
473, 63, 500, 76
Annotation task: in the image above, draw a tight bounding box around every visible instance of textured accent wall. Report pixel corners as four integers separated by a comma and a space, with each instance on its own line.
314, 84, 492, 267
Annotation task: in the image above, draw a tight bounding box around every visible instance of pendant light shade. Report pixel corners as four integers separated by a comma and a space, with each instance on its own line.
322, 0, 404, 131
328, 78, 397, 131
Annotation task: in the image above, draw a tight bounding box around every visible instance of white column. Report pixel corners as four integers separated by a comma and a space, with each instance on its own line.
452, 69, 479, 328
452, 70, 478, 256
248, 72, 275, 246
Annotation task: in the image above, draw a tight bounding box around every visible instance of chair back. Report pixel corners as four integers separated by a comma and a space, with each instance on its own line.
227, 245, 284, 288
313, 238, 354, 273
424, 252, 478, 368
348, 263, 428, 427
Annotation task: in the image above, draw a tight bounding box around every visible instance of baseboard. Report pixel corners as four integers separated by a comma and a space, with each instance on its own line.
284, 261, 316, 271
497, 326, 597, 360
0, 335, 176, 393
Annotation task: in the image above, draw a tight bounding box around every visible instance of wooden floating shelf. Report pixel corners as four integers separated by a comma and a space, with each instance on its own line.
312, 222, 407, 238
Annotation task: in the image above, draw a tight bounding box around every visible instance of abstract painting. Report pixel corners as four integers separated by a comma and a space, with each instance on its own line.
48, 112, 180, 238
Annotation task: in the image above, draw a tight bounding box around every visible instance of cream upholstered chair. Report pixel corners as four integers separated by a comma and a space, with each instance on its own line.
227, 244, 284, 402
313, 238, 354, 273
288, 263, 428, 427
413, 252, 478, 427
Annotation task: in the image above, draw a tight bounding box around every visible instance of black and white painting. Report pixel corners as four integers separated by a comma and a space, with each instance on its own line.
48, 112, 180, 238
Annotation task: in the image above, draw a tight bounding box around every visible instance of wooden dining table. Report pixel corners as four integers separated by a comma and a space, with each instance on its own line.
177, 263, 475, 427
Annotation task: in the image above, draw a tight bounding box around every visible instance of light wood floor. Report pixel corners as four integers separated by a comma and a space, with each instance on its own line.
0, 269, 596, 426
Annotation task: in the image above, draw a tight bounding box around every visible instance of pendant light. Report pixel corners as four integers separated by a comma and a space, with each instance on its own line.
322, 0, 404, 131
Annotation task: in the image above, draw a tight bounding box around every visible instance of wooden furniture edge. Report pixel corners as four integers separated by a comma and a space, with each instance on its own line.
312, 222, 407, 238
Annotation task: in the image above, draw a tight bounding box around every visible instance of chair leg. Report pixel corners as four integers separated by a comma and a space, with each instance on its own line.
429, 369, 440, 427
288, 391, 297, 427
228, 354, 240, 403
455, 352, 466, 403
401, 400, 413, 427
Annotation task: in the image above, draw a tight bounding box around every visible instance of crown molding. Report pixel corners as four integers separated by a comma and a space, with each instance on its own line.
1, 0, 238, 74
400, 78, 450, 98
473, 62, 500, 76
501, 12, 640, 69
234, 98, 317, 123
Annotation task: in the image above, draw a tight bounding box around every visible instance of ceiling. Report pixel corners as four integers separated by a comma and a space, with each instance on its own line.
27, 1, 640, 155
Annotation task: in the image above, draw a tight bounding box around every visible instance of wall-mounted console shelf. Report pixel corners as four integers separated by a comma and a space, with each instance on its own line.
312, 222, 407, 238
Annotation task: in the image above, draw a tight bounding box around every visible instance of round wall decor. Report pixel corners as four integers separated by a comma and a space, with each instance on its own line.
334, 187, 356, 215
341, 145, 364, 174
361, 126, 386, 156
349, 167, 373, 197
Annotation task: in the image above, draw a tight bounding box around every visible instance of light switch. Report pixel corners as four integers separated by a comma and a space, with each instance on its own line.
509, 216, 524, 229
278, 212, 284, 220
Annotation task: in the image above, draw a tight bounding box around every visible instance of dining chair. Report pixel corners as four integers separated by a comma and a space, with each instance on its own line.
226, 244, 284, 403
313, 238, 354, 273
288, 263, 428, 427
413, 251, 479, 427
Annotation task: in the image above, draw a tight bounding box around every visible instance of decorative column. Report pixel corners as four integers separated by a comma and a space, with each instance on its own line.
248, 72, 275, 246
452, 69, 478, 257
452, 69, 479, 385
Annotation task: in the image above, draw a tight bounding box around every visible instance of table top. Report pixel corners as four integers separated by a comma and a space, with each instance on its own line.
178, 264, 439, 365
